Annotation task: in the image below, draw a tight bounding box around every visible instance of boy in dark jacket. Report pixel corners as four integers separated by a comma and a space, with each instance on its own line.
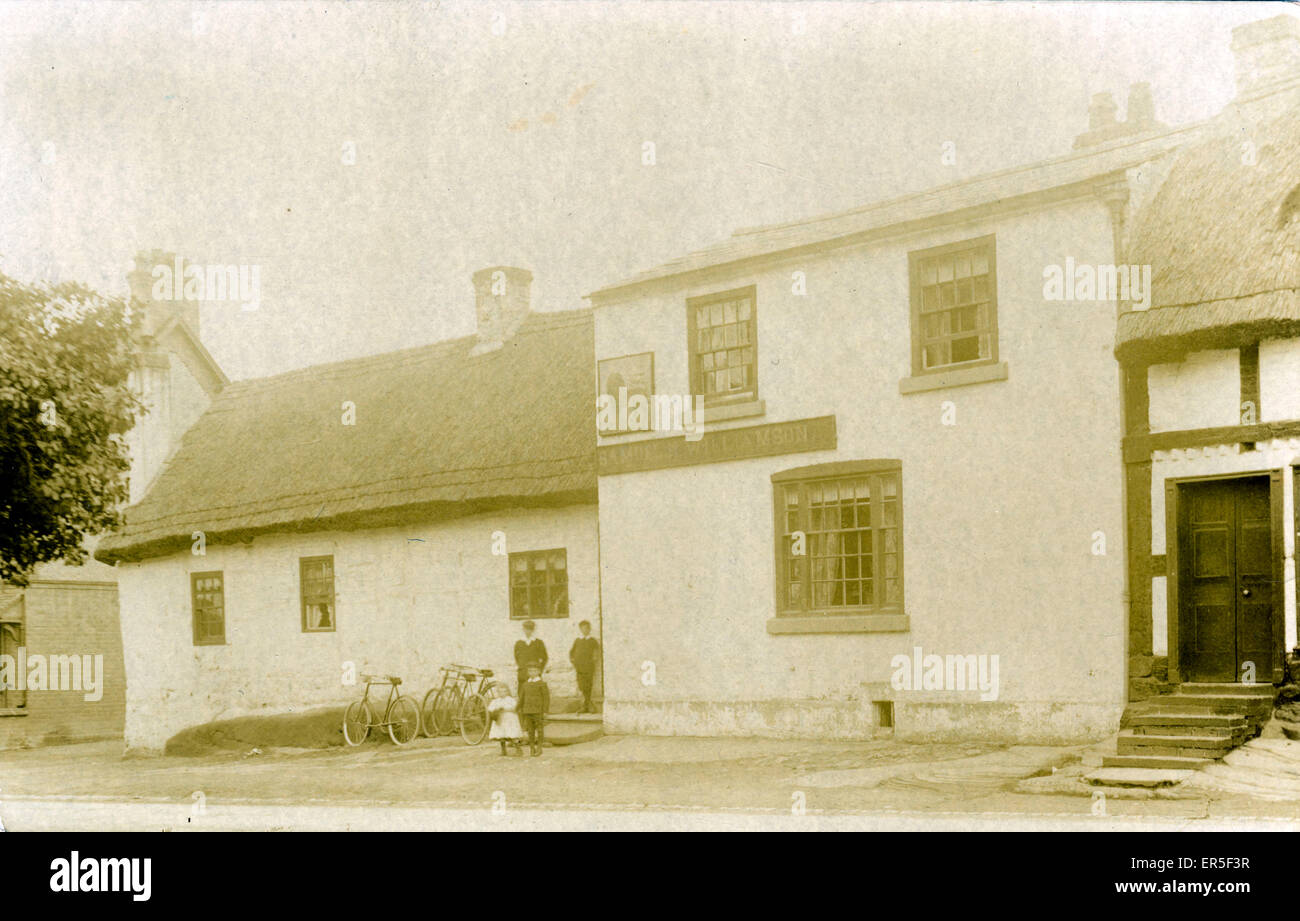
569, 620, 601, 713
518, 664, 550, 756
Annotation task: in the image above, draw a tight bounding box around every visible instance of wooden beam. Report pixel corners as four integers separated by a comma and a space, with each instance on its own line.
1123, 418, 1300, 463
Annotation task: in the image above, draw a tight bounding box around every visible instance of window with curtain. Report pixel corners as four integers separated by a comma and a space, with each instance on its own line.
509, 549, 569, 619
300, 556, 336, 632
774, 462, 902, 616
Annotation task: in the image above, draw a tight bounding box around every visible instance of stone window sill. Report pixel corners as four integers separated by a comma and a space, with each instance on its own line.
0, 708, 29, 718
767, 613, 910, 635
701, 399, 765, 424
899, 361, 1008, 394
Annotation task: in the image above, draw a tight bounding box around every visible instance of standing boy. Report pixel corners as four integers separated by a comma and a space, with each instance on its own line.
569, 620, 601, 714
518, 664, 550, 756
514, 620, 547, 695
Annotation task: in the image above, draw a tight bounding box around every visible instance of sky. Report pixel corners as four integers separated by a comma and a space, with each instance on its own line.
0, 0, 1290, 381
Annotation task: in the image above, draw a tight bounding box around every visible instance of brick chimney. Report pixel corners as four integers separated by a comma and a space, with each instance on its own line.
1231, 15, 1300, 99
1087, 91, 1119, 134
470, 266, 532, 354
1074, 84, 1166, 149
127, 249, 201, 339
1126, 82, 1157, 129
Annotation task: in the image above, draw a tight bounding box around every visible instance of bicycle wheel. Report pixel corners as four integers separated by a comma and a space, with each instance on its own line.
343, 700, 372, 746
420, 687, 441, 738
459, 693, 489, 745
431, 687, 462, 736
387, 695, 421, 746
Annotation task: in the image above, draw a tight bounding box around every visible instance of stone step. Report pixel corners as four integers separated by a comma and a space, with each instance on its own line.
1112, 686, 1277, 770
545, 712, 603, 723
1102, 754, 1214, 771
1131, 724, 1241, 741
1116, 744, 1232, 760
1117, 731, 1233, 758
542, 711, 603, 747
1145, 695, 1272, 717
1085, 767, 1196, 788
542, 721, 604, 746
1129, 711, 1246, 729
1128, 717, 1246, 746
1180, 683, 1276, 697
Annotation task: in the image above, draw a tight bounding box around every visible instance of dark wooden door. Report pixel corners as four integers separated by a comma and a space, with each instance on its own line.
1180, 477, 1274, 683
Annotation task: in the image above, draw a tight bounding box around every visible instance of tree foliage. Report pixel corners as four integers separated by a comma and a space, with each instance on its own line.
0, 272, 142, 585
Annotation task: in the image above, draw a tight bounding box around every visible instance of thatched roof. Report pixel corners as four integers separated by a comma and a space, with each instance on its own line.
97, 311, 596, 564
1116, 105, 1300, 364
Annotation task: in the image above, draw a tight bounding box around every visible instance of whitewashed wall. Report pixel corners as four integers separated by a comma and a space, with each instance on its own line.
1260, 339, 1300, 421
594, 196, 1128, 743
117, 504, 599, 750
1147, 349, 1240, 434
127, 351, 213, 505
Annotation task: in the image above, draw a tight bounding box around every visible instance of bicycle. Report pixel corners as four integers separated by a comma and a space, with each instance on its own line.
342, 674, 421, 746
421, 664, 478, 737
453, 668, 499, 745
421, 664, 497, 744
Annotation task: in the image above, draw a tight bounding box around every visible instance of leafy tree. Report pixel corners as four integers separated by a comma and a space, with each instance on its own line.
0, 271, 142, 585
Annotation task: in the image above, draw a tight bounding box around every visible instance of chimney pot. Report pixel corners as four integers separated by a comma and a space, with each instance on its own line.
1232, 15, 1300, 98
1074, 85, 1165, 149
471, 266, 533, 353
128, 249, 201, 339
1126, 82, 1156, 127
1088, 92, 1119, 132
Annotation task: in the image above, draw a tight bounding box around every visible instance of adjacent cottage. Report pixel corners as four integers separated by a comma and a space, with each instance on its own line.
97, 269, 599, 751
1117, 17, 1300, 700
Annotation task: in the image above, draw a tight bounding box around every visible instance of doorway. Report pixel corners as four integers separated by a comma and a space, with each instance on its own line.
1174, 474, 1279, 684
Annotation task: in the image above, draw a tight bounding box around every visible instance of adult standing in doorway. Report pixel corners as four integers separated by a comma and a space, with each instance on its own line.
514, 620, 548, 694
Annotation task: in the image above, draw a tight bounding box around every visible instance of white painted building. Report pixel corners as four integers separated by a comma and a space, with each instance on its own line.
99, 271, 599, 751
586, 17, 1300, 743
95, 15, 1300, 752
589, 157, 1155, 744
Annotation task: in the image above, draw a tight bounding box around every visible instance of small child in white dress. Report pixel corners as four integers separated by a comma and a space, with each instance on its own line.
486, 681, 524, 756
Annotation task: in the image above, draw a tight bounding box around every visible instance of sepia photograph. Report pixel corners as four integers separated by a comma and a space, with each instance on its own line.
0, 0, 1298, 891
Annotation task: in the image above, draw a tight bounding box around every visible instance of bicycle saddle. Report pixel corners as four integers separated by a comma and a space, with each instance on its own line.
479, 668, 494, 677
387, 675, 402, 685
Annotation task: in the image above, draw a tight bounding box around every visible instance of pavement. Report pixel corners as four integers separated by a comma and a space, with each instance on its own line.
2, 733, 1300, 830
